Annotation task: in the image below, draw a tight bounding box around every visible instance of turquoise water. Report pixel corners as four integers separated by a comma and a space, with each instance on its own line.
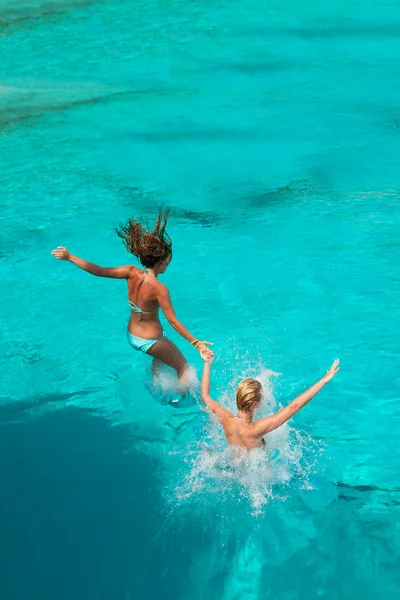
1, 0, 400, 598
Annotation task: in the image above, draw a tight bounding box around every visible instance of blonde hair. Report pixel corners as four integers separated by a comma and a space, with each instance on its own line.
236, 378, 263, 413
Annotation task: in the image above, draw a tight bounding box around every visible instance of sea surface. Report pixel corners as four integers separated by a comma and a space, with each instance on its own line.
1, 1, 399, 599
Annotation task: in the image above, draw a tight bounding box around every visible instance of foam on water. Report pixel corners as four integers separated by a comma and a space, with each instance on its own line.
170, 366, 324, 516
146, 363, 200, 409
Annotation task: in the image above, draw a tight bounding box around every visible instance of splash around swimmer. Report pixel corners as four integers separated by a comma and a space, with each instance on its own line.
52, 208, 340, 450
200, 357, 340, 451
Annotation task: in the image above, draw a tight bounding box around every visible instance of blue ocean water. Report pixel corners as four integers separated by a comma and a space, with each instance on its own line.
1, 1, 400, 598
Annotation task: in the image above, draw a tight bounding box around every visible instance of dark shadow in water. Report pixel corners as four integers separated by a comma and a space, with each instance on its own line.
0, 405, 218, 600
292, 23, 400, 39
0, 389, 102, 423
132, 127, 264, 143
115, 195, 224, 229
242, 23, 400, 40
335, 481, 400, 508
118, 181, 320, 221
0, 0, 100, 30
172, 207, 224, 228
246, 180, 316, 208
204, 58, 297, 75
0, 85, 181, 132
335, 481, 400, 494
0, 89, 140, 132
117, 186, 156, 212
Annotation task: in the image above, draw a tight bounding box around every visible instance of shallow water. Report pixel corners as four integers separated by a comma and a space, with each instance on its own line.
1, 1, 400, 598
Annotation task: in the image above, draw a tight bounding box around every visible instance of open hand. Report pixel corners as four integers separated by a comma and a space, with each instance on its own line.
323, 359, 340, 382
52, 246, 70, 260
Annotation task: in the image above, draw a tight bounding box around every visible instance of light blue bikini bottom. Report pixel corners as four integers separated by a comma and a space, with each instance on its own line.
127, 330, 164, 354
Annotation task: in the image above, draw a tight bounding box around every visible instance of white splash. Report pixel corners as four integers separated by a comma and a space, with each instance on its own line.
146, 363, 200, 408
171, 366, 323, 515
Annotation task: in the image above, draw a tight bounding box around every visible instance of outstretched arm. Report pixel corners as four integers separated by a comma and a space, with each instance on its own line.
52, 246, 133, 279
253, 360, 340, 437
200, 360, 230, 420
157, 284, 213, 358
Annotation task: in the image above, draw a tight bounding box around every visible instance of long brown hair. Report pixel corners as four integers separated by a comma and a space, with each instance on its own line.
115, 208, 172, 268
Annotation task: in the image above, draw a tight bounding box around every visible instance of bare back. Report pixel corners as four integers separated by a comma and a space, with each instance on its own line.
127, 267, 163, 339
219, 412, 266, 450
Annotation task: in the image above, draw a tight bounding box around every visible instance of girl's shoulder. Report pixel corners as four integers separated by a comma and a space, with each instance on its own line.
128, 265, 144, 278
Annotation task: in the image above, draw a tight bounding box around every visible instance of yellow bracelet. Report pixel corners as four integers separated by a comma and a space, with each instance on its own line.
191, 339, 200, 348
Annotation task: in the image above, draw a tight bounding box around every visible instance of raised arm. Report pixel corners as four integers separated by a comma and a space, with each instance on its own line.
52, 246, 133, 279
200, 360, 230, 420
156, 283, 213, 358
252, 360, 340, 438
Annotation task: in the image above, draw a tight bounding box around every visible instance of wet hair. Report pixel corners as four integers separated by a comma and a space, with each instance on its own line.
115, 208, 172, 268
236, 378, 263, 413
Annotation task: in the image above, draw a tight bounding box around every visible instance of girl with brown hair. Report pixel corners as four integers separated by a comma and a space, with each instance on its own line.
52, 209, 213, 386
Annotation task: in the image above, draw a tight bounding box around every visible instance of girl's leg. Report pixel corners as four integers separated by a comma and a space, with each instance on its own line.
151, 357, 163, 381
147, 337, 189, 382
